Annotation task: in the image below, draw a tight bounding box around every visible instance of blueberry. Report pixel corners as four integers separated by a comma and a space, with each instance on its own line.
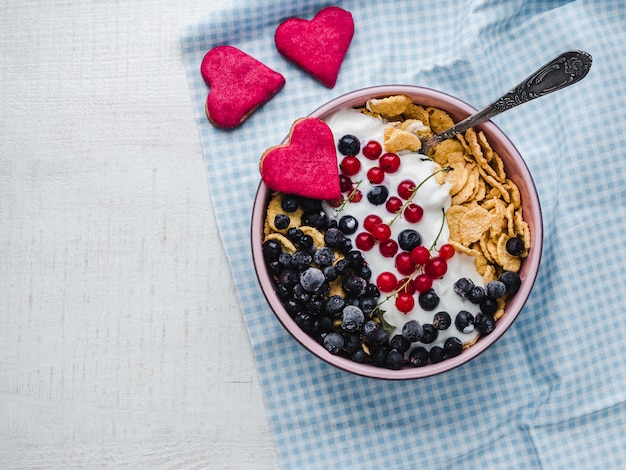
367, 185, 389, 205
363, 320, 387, 345
398, 229, 422, 251
300, 198, 322, 213
286, 227, 303, 244
338, 237, 354, 255
389, 334, 411, 353
357, 264, 372, 281
364, 284, 380, 299
275, 284, 290, 301
291, 251, 313, 270
480, 298, 498, 316
278, 251, 292, 267
475, 313, 496, 336
455, 310, 475, 334
401, 320, 423, 342
371, 348, 388, 367
313, 247, 335, 268
341, 305, 365, 332
298, 234, 314, 250
324, 295, 345, 316
345, 250, 366, 269
486, 280, 507, 299
351, 349, 369, 363
305, 297, 323, 315
338, 134, 360, 156
409, 347, 429, 367
343, 333, 362, 353
322, 266, 338, 282
418, 289, 440, 311
468, 285, 486, 304
342, 275, 367, 297
323, 332, 345, 355
420, 323, 438, 344
317, 316, 333, 334
274, 213, 290, 230
432, 311, 451, 330
294, 312, 313, 333
281, 195, 299, 212
500, 271, 521, 295
429, 346, 445, 363
324, 228, 346, 248
334, 258, 350, 275
278, 269, 299, 288
262, 239, 282, 262
506, 236, 524, 256
453, 277, 474, 298
292, 283, 310, 302
444, 337, 463, 357
338, 215, 358, 235
302, 211, 328, 229
386, 350, 404, 370
359, 296, 378, 315
266, 261, 282, 277
283, 298, 302, 316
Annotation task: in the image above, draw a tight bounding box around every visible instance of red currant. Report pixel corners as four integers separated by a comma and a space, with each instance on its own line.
340, 156, 361, 176
397, 180, 416, 200
367, 166, 385, 184
395, 252, 415, 275
376, 271, 398, 292
326, 198, 343, 208
410, 246, 430, 265
349, 189, 363, 203
379, 152, 401, 173
395, 292, 415, 313
362, 140, 382, 160
339, 175, 352, 192
379, 239, 399, 257
385, 196, 403, 214
439, 243, 455, 260
372, 223, 392, 242
398, 277, 416, 295
404, 203, 424, 223
413, 273, 433, 292
364, 214, 383, 233
355, 232, 375, 251
424, 256, 448, 279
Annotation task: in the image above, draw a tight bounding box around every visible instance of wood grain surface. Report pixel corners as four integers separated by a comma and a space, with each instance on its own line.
0, 1, 278, 468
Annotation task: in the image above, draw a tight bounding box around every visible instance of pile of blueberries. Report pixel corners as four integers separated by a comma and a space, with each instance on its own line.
261, 194, 522, 371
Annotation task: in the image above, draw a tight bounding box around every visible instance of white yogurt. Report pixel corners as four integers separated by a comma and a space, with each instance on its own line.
322, 108, 485, 350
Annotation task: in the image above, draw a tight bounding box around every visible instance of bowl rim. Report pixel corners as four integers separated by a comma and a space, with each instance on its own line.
251, 84, 543, 380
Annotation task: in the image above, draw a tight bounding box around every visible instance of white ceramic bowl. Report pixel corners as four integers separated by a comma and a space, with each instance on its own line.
251, 85, 542, 379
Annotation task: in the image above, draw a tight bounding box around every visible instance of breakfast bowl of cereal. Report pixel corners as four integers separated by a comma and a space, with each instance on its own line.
251, 85, 542, 379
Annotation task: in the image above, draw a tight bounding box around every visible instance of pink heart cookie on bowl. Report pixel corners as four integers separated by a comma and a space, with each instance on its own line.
275, 6, 354, 88
200, 45, 285, 129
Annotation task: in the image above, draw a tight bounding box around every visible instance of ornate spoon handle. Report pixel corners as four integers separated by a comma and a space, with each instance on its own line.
422, 50, 592, 152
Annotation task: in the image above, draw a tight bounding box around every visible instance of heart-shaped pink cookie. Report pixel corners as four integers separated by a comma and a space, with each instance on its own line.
275, 6, 354, 88
200, 45, 286, 129
260, 118, 341, 200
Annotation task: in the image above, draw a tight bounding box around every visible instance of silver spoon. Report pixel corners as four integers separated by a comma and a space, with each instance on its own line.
421, 50, 593, 154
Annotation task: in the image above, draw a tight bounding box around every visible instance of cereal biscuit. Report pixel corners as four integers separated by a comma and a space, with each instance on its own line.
384, 127, 422, 152
367, 94, 413, 117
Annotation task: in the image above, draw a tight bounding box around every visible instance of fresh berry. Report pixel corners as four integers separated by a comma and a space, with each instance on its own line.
398, 229, 422, 251
278, 269, 299, 288
286, 227, 303, 244
500, 271, 521, 295
367, 167, 385, 184
403, 203, 424, 223
342, 275, 367, 297
338, 215, 358, 234
398, 277, 416, 295
323, 266, 338, 282
291, 251, 313, 270
313, 247, 334, 268
351, 349, 368, 363
281, 195, 299, 212
340, 155, 361, 176
397, 180, 416, 200
429, 346, 445, 363
385, 196, 403, 214
359, 296, 378, 315
395, 292, 415, 313
342, 333, 362, 353
401, 320, 423, 342
413, 273, 433, 293
364, 214, 383, 233
323, 227, 345, 248
386, 350, 404, 370
283, 298, 302, 316
363, 320, 387, 345
432, 311, 452, 330
380, 152, 401, 172
339, 175, 353, 192
468, 285, 486, 304
334, 258, 350, 275
338, 134, 360, 156
455, 310, 475, 334
355, 232, 375, 251
367, 185, 389, 205
262, 239, 282, 262
371, 348, 388, 367
341, 305, 365, 332
454, 277, 474, 298
348, 189, 363, 203
480, 298, 499, 315
395, 252, 415, 275
409, 347, 429, 367
323, 332, 345, 354
439, 243, 455, 260
418, 289, 440, 311
324, 295, 346, 316
475, 313, 496, 335
362, 140, 382, 159
372, 223, 392, 242
486, 280, 507, 299
424, 256, 447, 279
444, 337, 463, 357
506, 236, 525, 256
345, 250, 365, 269
389, 334, 410, 353
379, 239, 399, 257
410, 246, 431, 265
300, 267, 325, 292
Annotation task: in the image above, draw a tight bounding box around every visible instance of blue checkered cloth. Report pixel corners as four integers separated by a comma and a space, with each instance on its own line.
181, 1, 626, 468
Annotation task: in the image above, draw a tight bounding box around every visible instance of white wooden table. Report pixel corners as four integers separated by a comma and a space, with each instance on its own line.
0, 1, 278, 467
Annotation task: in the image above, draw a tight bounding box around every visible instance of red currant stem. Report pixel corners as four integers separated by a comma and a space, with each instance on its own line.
428, 208, 447, 252
337, 180, 362, 212
387, 166, 451, 227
